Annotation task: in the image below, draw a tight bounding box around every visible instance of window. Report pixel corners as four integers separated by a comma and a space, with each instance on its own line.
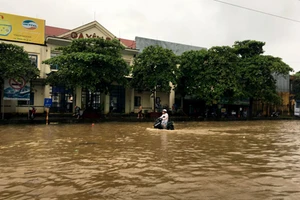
29, 54, 38, 68
50, 53, 60, 70
18, 100, 28, 106
134, 96, 141, 107
18, 92, 34, 105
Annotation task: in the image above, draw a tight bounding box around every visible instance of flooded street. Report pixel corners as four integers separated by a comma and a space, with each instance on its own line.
1, 120, 300, 200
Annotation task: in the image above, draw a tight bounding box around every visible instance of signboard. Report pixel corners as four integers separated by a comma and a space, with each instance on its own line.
3, 77, 30, 100
44, 98, 52, 108
70, 31, 111, 40
0, 12, 45, 44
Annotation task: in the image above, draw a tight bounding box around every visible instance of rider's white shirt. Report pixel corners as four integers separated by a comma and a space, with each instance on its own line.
160, 113, 169, 125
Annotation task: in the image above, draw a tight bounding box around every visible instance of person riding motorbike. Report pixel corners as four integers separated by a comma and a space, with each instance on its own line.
160, 109, 169, 129
154, 109, 174, 130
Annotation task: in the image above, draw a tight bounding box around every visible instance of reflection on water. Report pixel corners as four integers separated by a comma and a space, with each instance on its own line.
1, 120, 300, 199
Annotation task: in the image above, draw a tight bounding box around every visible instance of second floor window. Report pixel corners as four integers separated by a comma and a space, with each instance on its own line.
50, 53, 60, 70
29, 54, 38, 68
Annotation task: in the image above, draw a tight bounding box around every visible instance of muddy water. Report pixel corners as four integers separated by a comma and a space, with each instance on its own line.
0, 120, 300, 200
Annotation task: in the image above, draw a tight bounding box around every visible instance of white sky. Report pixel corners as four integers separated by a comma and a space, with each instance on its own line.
2, 0, 300, 74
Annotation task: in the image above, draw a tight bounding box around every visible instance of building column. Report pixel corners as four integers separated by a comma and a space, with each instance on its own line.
130, 88, 134, 113
169, 82, 175, 110
75, 87, 82, 108
150, 93, 154, 112
104, 94, 110, 114
124, 87, 134, 114
44, 85, 51, 99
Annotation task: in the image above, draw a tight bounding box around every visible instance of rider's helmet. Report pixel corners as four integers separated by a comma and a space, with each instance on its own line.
162, 109, 167, 112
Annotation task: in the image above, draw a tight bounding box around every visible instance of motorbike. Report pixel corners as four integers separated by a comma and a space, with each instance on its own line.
271, 111, 279, 117
153, 118, 175, 130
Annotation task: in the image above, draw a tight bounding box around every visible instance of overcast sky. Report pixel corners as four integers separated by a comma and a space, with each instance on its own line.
2, 0, 300, 73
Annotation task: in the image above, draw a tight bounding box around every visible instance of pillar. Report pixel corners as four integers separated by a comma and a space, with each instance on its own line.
75, 87, 82, 108
169, 82, 175, 110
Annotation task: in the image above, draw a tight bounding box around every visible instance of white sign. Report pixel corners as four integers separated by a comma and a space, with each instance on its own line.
3, 77, 30, 100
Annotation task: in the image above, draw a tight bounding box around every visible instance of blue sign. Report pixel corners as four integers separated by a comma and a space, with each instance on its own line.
44, 98, 52, 108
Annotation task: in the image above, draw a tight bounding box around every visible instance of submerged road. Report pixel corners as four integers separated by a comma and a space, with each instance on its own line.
0, 120, 300, 199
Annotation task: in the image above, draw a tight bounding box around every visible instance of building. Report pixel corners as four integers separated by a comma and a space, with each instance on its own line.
1, 12, 192, 117
45, 21, 141, 115
252, 74, 291, 117
1, 12, 290, 118
0, 13, 142, 116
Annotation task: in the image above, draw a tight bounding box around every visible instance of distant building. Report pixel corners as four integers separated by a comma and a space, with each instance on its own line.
135, 36, 205, 55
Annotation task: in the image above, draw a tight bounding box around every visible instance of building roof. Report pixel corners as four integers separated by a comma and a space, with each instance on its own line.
45, 25, 136, 49
135, 36, 206, 55
119, 38, 136, 49
45, 26, 70, 37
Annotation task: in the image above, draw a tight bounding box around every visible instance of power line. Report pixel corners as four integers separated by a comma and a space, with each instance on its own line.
213, 0, 300, 23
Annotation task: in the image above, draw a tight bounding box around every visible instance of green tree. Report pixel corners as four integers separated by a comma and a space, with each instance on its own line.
204, 46, 241, 104
233, 40, 293, 118
178, 46, 240, 106
131, 45, 179, 111
0, 42, 39, 82
177, 49, 208, 100
43, 38, 129, 93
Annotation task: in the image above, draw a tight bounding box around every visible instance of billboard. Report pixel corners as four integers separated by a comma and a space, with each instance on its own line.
3, 77, 30, 100
0, 12, 45, 45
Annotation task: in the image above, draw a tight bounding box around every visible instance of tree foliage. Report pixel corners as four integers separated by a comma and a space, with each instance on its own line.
131, 45, 179, 93
43, 38, 129, 93
0, 42, 39, 82
234, 40, 293, 117
203, 46, 241, 104
239, 55, 279, 103
177, 49, 208, 98
176, 40, 292, 117
178, 46, 240, 105
233, 40, 265, 58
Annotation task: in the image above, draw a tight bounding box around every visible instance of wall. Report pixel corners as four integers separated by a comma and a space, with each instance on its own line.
1, 40, 48, 114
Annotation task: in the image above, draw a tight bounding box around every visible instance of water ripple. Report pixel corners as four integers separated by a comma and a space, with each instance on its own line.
0, 121, 300, 199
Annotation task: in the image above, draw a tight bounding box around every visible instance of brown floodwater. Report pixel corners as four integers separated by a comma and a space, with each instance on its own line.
0, 120, 300, 200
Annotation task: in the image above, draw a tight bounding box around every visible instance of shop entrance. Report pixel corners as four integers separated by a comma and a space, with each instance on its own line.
51, 86, 73, 113
110, 85, 125, 113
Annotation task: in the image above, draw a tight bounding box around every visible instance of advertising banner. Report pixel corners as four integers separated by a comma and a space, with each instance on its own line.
0, 12, 45, 45
3, 78, 30, 100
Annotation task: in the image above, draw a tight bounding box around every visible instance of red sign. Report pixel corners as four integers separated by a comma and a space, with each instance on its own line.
9, 77, 26, 90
